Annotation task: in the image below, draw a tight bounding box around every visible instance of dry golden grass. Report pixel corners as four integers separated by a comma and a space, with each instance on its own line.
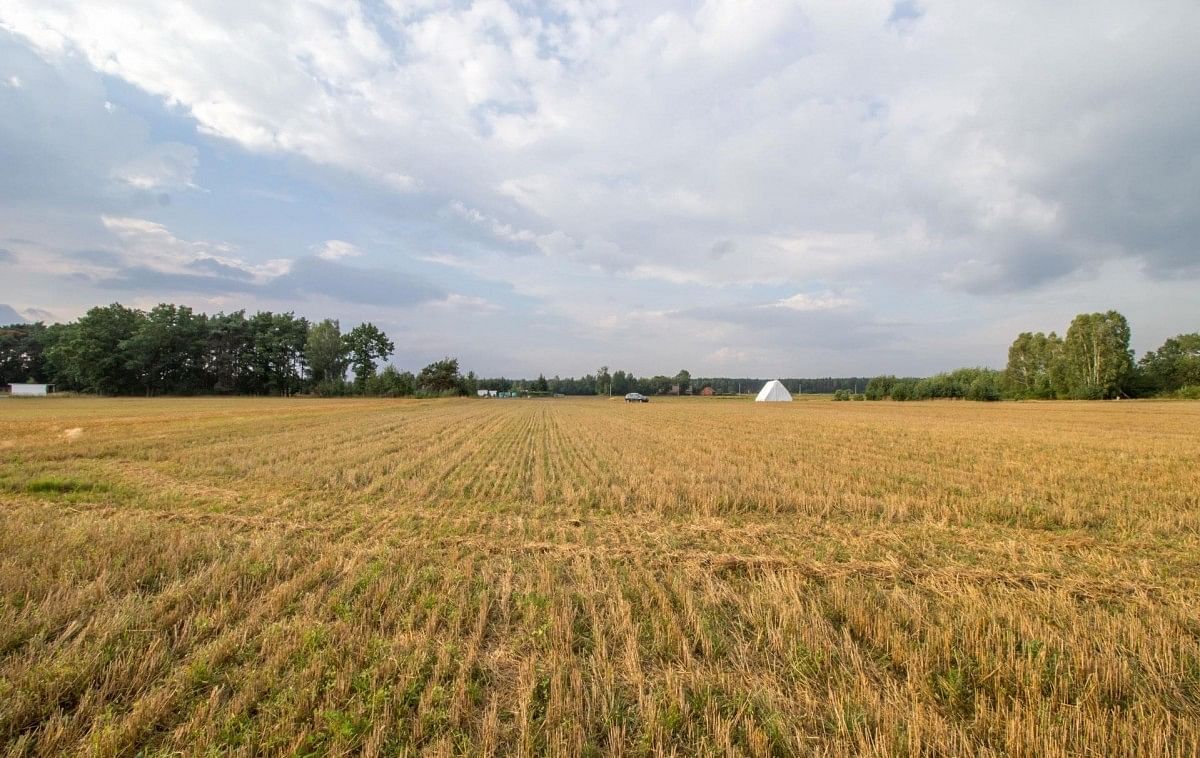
1, 395, 1198, 756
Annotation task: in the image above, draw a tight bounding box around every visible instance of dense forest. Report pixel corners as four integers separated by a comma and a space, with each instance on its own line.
1, 304, 1196, 400
0, 303, 474, 397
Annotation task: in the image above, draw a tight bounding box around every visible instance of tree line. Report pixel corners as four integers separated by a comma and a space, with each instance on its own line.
3, 305, 1195, 400
863, 310, 1198, 401
477, 369, 872, 397
479, 310, 1196, 402
0, 303, 476, 397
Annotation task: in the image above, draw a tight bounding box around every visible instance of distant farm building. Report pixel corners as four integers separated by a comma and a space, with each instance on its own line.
755, 380, 793, 402
8, 383, 52, 396
700, 386, 716, 396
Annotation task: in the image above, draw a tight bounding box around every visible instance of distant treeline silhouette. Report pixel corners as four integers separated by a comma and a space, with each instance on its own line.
1, 304, 1196, 399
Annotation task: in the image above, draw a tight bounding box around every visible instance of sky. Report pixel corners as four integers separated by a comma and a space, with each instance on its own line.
1, 0, 1197, 378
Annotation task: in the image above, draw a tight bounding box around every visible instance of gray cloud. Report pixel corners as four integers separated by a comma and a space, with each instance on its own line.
96, 266, 260, 296
679, 301, 898, 352
186, 257, 256, 280
0, 303, 27, 324
940, 238, 1083, 295
21, 307, 55, 322
269, 257, 445, 307
708, 239, 735, 260
68, 249, 127, 267
94, 255, 443, 309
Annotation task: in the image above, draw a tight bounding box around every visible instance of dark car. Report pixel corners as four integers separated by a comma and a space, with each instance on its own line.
624, 392, 649, 403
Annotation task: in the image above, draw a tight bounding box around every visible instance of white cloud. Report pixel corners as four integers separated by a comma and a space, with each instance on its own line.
448, 200, 537, 244
433, 293, 502, 313
1, 0, 1198, 375
315, 240, 363, 261
706, 346, 752, 367
111, 142, 198, 191
100, 215, 291, 281
771, 292, 857, 312
6, 0, 1195, 295
5, 74, 20, 88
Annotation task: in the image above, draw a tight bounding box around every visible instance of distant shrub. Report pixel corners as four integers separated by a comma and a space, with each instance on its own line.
967, 374, 1002, 401
864, 376, 896, 400
1176, 385, 1200, 399
367, 366, 416, 397
313, 379, 352, 397
867, 368, 1003, 401
414, 388, 462, 399
852, 394, 865, 401
833, 389, 850, 401
890, 380, 920, 401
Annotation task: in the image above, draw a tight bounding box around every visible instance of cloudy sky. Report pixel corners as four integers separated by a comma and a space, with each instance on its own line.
1, 0, 1197, 377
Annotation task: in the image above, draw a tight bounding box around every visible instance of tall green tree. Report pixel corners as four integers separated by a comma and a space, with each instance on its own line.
418, 357, 464, 394
244, 312, 308, 395
344, 322, 394, 390
1004, 331, 1064, 398
38, 323, 77, 389
610, 369, 631, 396
44, 304, 145, 394
674, 369, 691, 394
206, 311, 251, 394
1138, 333, 1200, 393
0, 322, 48, 384
1062, 311, 1133, 398
305, 319, 349, 385
596, 366, 611, 396
122, 304, 209, 395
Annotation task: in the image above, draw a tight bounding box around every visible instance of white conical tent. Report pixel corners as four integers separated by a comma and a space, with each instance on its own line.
755, 379, 793, 402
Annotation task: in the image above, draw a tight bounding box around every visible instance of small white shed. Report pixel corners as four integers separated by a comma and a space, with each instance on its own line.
9, 383, 51, 396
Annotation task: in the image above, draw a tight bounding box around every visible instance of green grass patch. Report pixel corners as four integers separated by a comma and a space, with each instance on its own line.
25, 477, 104, 494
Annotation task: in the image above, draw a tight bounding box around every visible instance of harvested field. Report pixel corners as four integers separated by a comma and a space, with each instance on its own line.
1, 396, 1199, 756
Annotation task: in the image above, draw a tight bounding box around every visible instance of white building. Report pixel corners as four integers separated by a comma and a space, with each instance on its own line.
9, 383, 51, 396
